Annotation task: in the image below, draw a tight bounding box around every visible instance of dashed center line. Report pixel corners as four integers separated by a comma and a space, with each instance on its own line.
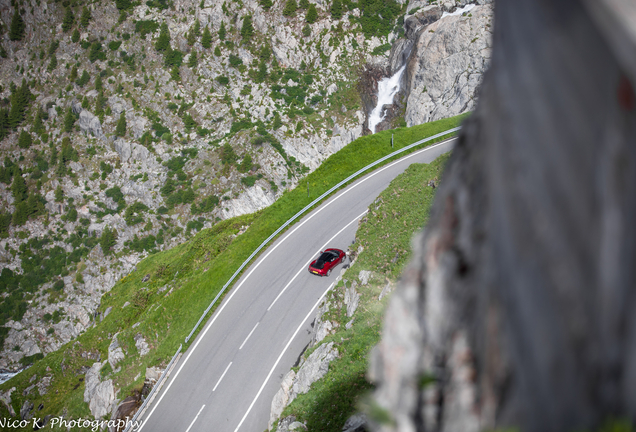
239, 322, 259, 350
184, 404, 205, 432
213, 362, 232, 392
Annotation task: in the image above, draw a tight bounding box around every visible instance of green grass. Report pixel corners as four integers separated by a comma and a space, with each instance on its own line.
274, 154, 450, 431
0, 114, 466, 425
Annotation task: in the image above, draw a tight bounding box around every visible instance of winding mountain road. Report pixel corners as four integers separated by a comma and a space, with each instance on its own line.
138, 137, 456, 432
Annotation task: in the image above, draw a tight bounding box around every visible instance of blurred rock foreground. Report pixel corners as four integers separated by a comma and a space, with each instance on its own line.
370, 0, 636, 431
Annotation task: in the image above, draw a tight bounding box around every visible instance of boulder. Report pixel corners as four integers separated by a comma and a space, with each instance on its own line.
268, 370, 296, 430
134, 334, 149, 356
344, 282, 360, 318
290, 342, 338, 402
108, 334, 125, 370
84, 362, 116, 419
20, 400, 33, 421
78, 110, 105, 140
0, 387, 16, 416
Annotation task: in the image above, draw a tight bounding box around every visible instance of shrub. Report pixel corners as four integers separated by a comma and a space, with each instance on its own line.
89, 42, 106, 62
260, 0, 273, 10
241, 175, 258, 187
283, 0, 298, 17
108, 40, 122, 51
216, 76, 229, 85
302, 24, 311, 37
219, 143, 238, 165
331, 0, 342, 19
135, 19, 159, 37
230, 119, 252, 134
125, 202, 149, 225
18, 131, 32, 149
229, 54, 243, 67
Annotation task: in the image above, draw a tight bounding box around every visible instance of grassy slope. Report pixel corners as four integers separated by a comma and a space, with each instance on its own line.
0, 114, 467, 426
274, 153, 450, 431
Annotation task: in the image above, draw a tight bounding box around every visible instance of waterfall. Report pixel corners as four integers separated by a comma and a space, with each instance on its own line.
368, 65, 406, 134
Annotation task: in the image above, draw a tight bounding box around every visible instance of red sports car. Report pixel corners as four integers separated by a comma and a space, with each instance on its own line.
308, 248, 346, 277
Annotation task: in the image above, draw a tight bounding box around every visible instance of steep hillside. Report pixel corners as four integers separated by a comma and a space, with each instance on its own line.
0, 0, 408, 370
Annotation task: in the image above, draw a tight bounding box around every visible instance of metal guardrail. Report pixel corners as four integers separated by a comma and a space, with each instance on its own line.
183, 126, 461, 344
123, 344, 182, 432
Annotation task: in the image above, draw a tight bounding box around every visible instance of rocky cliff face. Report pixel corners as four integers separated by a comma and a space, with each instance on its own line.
369, 0, 636, 431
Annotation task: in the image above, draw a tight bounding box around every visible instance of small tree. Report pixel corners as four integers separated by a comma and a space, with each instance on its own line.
71, 28, 80, 43
306, 4, 318, 23
18, 131, 32, 149
155, 22, 171, 52
48, 55, 58, 72
11, 171, 27, 203
80, 6, 92, 27
33, 109, 44, 134
240, 15, 254, 40
170, 64, 181, 81
201, 26, 212, 49
214, 46, 221, 56
62, 7, 75, 32
69, 65, 78, 82
76, 70, 90, 87
302, 24, 311, 37
64, 107, 75, 132
116, 111, 127, 136
331, 0, 342, 19
218, 21, 226, 41
95, 74, 103, 91
54, 185, 64, 202
272, 112, 282, 129
260, 0, 273, 10
188, 50, 198, 68
9, 9, 25, 41
100, 227, 117, 255
299, 0, 309, 8
193, 19, 201, 37
283, 0, 298, 17
186, 30, 196, 46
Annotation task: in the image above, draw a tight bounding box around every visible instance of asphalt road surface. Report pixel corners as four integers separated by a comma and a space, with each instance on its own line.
138, 137, 456, 432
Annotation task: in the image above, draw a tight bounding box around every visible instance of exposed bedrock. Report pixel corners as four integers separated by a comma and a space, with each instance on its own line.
369, 0, 636, 431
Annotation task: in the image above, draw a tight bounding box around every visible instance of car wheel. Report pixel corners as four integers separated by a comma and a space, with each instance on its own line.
327, 269, 332, 276
341, 256, 346, 264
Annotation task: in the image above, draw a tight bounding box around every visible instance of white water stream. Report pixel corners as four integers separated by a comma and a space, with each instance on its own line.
368, 65, 406, 133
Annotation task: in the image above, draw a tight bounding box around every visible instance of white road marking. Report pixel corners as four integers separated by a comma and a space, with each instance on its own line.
138, 138, 456, 429
239, 322, 259, 350
213, 362, 232, 392
233, 282, 335, 432
267, 210, 368, 311
184, 404, 205, 432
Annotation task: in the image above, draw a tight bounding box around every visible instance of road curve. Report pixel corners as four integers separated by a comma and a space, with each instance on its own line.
138, 138, 456, 432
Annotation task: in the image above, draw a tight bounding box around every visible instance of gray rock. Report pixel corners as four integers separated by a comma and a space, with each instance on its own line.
268, 370, 296, 430
36, 375, 52, 395
134, 334, 149, 356
145, 366, 162, 382
103, 306, 112, 320
404, 4, 493, 126
344, 282, 360, 318
78, 109, 105, 140
0, 387, 16, 416
343, 413, 368, 432
369, 1, 636, 432
290, 342, 338, 402
84, 362, 116, 419
359, 271, 373, 286
108, 334, 125, 369
276, 416, 307, 432
20, 400, 33, 421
